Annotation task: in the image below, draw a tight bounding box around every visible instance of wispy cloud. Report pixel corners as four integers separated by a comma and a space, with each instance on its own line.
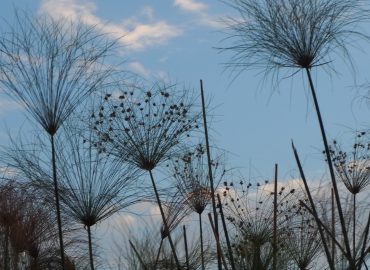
159, 56, 168, 62
141, 5, 154, 20
128, 62, 150, 77
173, 0, 208, 13
173, 0, 222, 28
39, 0, 183, 52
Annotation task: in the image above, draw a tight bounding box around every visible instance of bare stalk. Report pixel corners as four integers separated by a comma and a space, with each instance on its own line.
299, 200, 350, 261
200, 79, 221, 270
153, 239, 163, 270
129, 240, 149, 270
358, 212, 370, 269
149, 170, 181, 270
183, 226, 190, 270
292, 141, 335, 270
354, 193, 356, 260
217, 193, 236, 270
51, 134, 65, 270
273, 164, 278, 270
331, 188, 335, 263
305, 68, 353, 268
208, 213, 229, 270
199, 214, 205, 270
87, 226, 94, 270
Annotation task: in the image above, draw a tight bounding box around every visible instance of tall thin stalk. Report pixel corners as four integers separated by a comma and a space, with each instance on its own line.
208, 213, 229, 270
199, 214, 205, 270
305, 68, 353, 268
154, 239, 164, 270
183, 226, 190, 270
217, 193, 236, 270
292, 142, 335, 270
354, 193, 357, 259
332, 188, 335, 264
51, 134, 65, 268
200, 80, 221, 270
129, 240, 149, 270
358, 212, 370, 269
87, 226, 94, 270
149, 171, 182, 270
273, 164, 278, 270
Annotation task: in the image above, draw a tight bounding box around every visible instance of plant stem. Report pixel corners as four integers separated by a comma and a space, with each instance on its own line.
199, 213, 205, 270
200, 80, 221, 270
305, 68, 353, 268
208, 213, 229, 270
51, 134, 65, 270
129, 240, 148, 270
183, 226, 190, 270
148, 170, 181, 270
4, 226, 9, 270
354, 193, 356, 260
273, 164, 278, 270
299, 200, 350, 261
154, 239, 163, 270
217, 193, 236, 270
358, 212, 370, 269
87, 226, 94, 270
331, 188, 335, 263
292, 142, 335, 270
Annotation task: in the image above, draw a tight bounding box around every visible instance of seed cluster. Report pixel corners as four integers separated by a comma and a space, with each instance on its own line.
169, 143, 227, 214
325, 132, 370, 194
90, 84, 201, 171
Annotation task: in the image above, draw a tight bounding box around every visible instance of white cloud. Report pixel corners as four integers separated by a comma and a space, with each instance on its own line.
173, 0, 208, 13
39, 0, 183, 52
173, 0, 222, 28
159, 56, 168, 62
128, 62, 150, 77
197, 13, 223, 28
121, 20, 182, 51
141, 6, 154, 20
0, 167, 19, 177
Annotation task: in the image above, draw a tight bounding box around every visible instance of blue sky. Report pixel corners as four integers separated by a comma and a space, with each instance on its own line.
1, 0, 370, 267
2, 0, 370, 180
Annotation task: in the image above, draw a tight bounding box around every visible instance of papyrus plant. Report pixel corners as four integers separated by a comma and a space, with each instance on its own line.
220, 0, 370, 268
0, 9, 120, 269
89, 78, 202, 270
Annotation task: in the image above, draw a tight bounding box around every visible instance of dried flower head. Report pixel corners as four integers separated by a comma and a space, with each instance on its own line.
90, 79, 201, 171
222, 174, 298, 269
327, 132, 370, 194
159, 193, 191, 240
169, 143, 227, 214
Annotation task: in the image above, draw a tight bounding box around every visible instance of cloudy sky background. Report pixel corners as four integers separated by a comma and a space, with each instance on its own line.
1, 0, 370, 267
